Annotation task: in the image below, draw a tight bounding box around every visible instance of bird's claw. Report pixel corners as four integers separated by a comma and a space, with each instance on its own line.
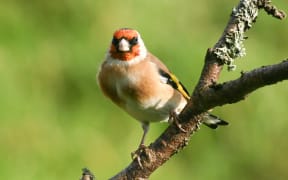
169, 111, 187, 133
131, 144, 147, 169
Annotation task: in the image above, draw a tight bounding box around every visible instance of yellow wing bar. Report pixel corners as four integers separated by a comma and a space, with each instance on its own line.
158, 69, 190, 100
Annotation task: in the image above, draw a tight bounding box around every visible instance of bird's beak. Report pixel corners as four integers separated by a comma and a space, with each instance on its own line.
118, 39, 130, 52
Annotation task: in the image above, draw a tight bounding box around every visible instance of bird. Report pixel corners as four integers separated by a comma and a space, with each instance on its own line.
97, 28, 228, 148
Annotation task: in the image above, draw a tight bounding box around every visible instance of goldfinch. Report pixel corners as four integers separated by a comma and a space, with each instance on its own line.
97, 28, 228, 147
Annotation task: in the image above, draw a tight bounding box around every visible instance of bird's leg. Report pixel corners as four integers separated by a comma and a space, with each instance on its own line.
169, 111, 187, 133
139, 123, 149, 147
131, 122, 149, 169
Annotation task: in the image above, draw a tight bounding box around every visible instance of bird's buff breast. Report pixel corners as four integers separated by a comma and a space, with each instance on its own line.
100, 59, 186, 123
115, 74, 172, 122
116, 73, 187, 123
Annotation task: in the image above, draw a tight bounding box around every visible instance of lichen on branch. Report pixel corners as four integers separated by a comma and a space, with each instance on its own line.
214, 0, 259, 71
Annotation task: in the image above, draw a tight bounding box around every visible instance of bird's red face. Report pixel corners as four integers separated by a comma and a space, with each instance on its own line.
109, 28, 141, 61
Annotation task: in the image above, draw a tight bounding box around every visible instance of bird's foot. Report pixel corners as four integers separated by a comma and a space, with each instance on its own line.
131, 144, 147, 169
169, 111, 187, 133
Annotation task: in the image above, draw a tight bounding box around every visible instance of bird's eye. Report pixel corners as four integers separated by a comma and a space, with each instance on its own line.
112, 37, 119, 46
129, 37, 138, 46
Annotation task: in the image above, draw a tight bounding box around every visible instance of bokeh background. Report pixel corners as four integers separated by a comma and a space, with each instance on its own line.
0, 0, 287, 179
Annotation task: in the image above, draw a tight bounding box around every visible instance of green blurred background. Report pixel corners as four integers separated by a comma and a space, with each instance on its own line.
0, 0, 287, 179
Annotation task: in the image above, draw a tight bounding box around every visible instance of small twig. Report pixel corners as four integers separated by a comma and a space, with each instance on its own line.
80, 168, 95, 180
257, 0, 286, 19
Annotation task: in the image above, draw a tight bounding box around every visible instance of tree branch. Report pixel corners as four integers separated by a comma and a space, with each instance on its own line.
90, 0, 287, 179
194, 58, 288, 110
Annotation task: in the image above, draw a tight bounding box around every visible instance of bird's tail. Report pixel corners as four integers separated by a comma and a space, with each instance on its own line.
202, 113, 229, 129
